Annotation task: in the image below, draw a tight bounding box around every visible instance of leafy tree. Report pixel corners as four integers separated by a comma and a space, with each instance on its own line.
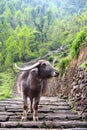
5, 35, 20, 67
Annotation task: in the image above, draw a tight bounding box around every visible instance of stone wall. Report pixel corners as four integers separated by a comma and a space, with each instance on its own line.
45, 76, 62, 97
71, 67, 87, 115
62, 47, 87, 118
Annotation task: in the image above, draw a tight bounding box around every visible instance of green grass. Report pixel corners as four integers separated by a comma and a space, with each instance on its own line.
0, 70, 15, 100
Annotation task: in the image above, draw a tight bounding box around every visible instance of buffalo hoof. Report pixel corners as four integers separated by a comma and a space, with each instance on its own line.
21, 116, 27, 121
33, 116, 38, 121
28, 109, 33, 113
30, 109, 33, 113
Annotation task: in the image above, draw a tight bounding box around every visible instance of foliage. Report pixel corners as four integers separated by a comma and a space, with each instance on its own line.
71, 27, 87, 58
48, 56, 54, 63
0, 0, 87, 70
80, 60, 87, 69
58, 27, 87, 76
0, 71, 16, 100
0, 1, 87, 66
58, 57, 71, 76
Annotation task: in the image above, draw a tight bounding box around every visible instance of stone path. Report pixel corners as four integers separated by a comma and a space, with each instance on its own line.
0, 96, 87, 130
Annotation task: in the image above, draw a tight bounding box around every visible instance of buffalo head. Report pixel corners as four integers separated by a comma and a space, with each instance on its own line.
15, 60, 59, 79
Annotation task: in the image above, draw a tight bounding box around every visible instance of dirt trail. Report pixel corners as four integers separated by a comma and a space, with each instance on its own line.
0, 96, 87, 129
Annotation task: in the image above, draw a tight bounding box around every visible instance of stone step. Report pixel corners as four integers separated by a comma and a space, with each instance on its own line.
0, 97, 87, 129
0, 128, 61, 130
0, 112, 79, 122
0, 128, 87, 130
0, 113, 81, 122
45, 113, 82, 120
0, 121, 87, 128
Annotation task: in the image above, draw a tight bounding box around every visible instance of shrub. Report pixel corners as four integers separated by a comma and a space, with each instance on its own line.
58, 57, 71, 76
71, 27, 87, 58
48, 56, 54, 62
80, 60, 87, 69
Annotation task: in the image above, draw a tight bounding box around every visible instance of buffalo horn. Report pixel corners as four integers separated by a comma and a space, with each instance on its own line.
15, 62, 40, 71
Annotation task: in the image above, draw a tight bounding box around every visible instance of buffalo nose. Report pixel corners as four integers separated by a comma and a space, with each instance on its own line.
52, 71, 59, 77
55, 71, 59, 76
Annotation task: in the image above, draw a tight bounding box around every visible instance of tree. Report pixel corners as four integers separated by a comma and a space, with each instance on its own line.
5, 35, 20, 66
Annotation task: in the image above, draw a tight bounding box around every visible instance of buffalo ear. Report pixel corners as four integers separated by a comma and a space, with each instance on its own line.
31, 68, 38, 74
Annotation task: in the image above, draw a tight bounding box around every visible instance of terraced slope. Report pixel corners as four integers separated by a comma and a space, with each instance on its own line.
0, 97, 87, 129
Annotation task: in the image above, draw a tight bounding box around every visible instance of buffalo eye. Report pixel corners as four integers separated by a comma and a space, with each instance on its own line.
42, 63, 46, 67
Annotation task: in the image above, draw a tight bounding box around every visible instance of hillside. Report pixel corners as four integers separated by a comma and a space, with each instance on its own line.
0, 0, 87, 68
0, 0, 87, 99
61, 46, 87, 118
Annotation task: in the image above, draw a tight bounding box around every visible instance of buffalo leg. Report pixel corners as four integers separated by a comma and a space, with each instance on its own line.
30, 98, 33, 113
33, 98, 39, 121
21, 94, 28, 121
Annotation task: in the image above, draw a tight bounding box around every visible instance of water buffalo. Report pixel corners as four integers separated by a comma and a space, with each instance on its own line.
15, 60, 59, 121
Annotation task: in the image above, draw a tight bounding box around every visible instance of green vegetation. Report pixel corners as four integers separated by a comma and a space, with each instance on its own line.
71, 27, 87, 58
58, 27, 87, 75
80, 60, 87, 69
0, 0, 87, 70
58, 57, 71, 76
59, 27, 87, 75
0, 71, 15, 100
0, 0, 87, 99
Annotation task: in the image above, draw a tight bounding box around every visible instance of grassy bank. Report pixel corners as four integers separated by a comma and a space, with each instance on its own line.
0, 70, 16, 100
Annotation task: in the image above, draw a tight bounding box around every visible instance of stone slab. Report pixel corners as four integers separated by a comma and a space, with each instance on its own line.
0, 121, 87, 128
